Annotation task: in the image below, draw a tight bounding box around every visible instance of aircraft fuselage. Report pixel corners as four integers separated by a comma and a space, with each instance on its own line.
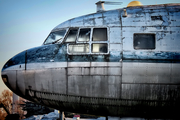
1, 3, 180, 118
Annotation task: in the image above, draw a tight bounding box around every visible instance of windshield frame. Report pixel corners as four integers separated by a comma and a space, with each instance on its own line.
43, 28, 68, 45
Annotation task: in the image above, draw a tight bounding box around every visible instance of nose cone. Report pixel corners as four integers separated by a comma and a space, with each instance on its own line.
2, 50, 26, 71
1, 50, 26, 93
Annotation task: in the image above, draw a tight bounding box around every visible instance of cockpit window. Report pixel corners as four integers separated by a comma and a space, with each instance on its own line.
78, 28, 91, 42
68, 44, 89, 53
92, 43, 108, 53
92, 28, 107, 41
65, 28, 78, 42
44, 30, 66, 45
67, 27, 109, 55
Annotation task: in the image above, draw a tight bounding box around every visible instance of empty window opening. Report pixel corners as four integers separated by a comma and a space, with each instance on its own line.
44, 30, 66, 45
65, 28, 78, 42
78, 28, 91, 42
134, 34, 155, 49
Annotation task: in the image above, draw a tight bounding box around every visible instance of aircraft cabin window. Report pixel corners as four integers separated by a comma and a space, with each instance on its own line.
134, 34, 155, 50
78, 28, 91, 42
44, 30, 66, 45
68, 44, 89, 53
92, 28, 107, 41
65, 28, 78, 42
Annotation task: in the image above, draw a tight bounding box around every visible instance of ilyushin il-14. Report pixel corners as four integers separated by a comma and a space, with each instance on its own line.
1, 1, 180, 119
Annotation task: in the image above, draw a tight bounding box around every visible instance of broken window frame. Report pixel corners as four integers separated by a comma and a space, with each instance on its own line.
67, 27, 109, 55
43, 29, 68, 45
133, 33, 156, 50
77, 28, 91, 42
64, 28, 79, 43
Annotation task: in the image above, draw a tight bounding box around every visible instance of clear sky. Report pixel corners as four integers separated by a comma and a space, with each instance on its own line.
0, 0, 180, 93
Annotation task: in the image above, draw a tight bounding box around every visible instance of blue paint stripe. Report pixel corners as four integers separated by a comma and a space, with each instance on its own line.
3, 44, 180, 70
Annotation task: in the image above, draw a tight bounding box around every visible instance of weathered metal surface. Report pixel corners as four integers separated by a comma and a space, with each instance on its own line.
1, 3, 180, 118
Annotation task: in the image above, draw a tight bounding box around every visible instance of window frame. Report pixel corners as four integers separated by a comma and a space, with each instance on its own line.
77, 28, 91, 42
43, 28, 68, 45
67, 27, 109, 55
64, 27, 79, 43
133, 33, 156, 50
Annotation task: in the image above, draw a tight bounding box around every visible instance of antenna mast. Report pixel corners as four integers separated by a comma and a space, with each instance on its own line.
96, 1, 122, 12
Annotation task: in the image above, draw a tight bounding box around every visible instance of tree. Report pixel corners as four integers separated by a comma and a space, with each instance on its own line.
13, 97, 26, 119
0, 90, 26, 120
0, 89, 12, 120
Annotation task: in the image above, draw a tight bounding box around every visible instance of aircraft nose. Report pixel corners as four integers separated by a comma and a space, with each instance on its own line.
2, 50, 26, 71
1, 50, 26, 93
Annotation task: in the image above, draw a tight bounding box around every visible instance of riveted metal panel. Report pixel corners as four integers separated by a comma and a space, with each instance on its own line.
34, 69, 52, 92
103, 10, 120, 26
17, 70, 26, 96
53, 9, 121, 30
24, 70, 36, 91
68, 67, 90, 75
168, 7, 180, 26
90, 67, 108, 75
107, 76, 121, 98
122, 62, 176, 84
91, 76, 120, 98
93, 13, 104, 26
145, 9, 168, 26
109, 27, 121, 43
68, 75, 121, 98
110, 44, 122, 52
26, 62, 67, 69
83, 14, 95, 26
68, 75, 92, 96
68, 62, 90, 67
121, 84, 180, 101
172, 63, 180, 83
51, 68, 67, 94
90, 67, 121, 75
108, 67, 121, 75
24, 68, 67, 94
121, 5, 180, 102
70, 16, 84, 27
68, 68, 82, 75
122, 8, 146, 27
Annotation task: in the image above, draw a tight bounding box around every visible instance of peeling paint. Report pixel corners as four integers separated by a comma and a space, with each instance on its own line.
1, 3, 180, 118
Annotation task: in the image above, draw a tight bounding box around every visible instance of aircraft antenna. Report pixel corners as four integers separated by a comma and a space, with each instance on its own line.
96, 1, 122, 12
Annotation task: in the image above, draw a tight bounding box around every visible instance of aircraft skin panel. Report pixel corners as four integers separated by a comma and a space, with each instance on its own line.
1, 3, 180, 118
53, 9, 121, 31
122, 62, 180, 100
68, 75, 121, 98
121, 84, 180, 100
1, 62, 122, 70
4, 62, 180, 99
122, 26, 180, 51
16, 70, 26, 96
123, 62, 180, 84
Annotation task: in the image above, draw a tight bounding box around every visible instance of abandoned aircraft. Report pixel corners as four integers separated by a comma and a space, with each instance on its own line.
1, 1, 180, 119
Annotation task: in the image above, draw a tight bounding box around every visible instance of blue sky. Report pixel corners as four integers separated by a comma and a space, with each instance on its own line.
0, 0, 180, 93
